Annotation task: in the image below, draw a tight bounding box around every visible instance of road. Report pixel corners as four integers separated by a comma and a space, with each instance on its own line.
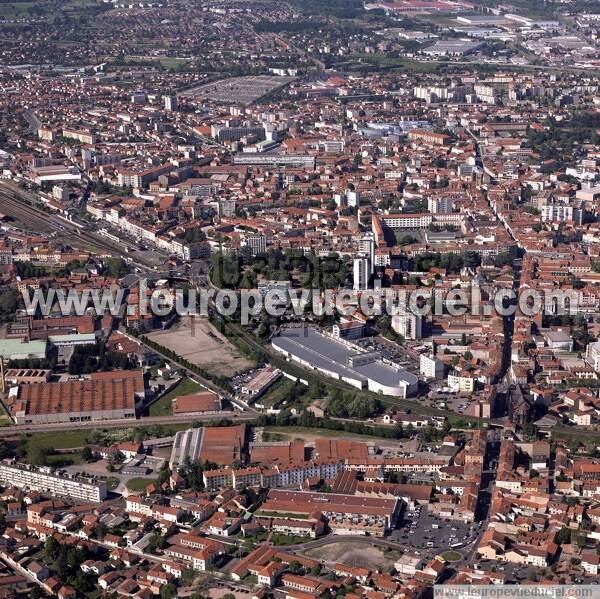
0, 412, 257, 438
0, 552, 48, 594
462, 432, 500, 566
465, 125, 516, 393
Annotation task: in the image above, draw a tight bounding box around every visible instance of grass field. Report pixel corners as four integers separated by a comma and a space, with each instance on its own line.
45, 451, 83, 467
271, 533, 308, 546
440, 550, 462, 562
341, 54, 441, 74
414, 12, 460, 26
157, 57, 190, 70
0, 2, 36, 18
123, 56, 191, 70
255, 378, 296, 408
255, 510, 308, 520
19, 421, 198, 453
105, 477, 119, 491
551, 426, 600, 449
148, 376, 202, 417
262, 430, 286, 442
23, 429, 91, 450
0, 399, 13, 426
262, 425, 404, 442
126, 477, 158, 493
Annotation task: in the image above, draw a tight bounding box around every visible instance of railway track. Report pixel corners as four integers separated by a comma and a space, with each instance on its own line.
0, 412, 258, 438
0, 185, 156, 267
0, 189, 55, 233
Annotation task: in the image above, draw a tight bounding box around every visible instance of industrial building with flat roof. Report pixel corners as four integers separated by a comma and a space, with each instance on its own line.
4, 369, 51, 385
200, 424, 246, 464
271, 327, 418, 397
261, 488, 399, 536
423, 40, 485, 56
0, 339, 47, 361
241, 366, 282, 398
10, 369, 145, 424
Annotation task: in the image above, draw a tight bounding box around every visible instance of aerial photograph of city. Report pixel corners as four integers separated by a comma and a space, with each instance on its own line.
0, 0, 600, 597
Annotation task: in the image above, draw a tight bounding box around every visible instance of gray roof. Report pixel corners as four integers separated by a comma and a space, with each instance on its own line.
272, 328, 418, 389
0, 339, 47, 359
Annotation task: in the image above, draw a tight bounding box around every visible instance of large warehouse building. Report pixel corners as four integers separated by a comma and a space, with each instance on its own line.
10, 370, 145, 425
169, 424, 247, 471
271, 327, 418, 397
261, 488, 400, 536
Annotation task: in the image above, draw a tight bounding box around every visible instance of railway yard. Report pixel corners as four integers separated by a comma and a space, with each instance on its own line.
0, 182, 159, 269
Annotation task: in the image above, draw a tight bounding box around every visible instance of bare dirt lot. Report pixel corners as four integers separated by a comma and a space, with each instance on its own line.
147, 317, 255, 377
304, 542, 400, 570
261, 427, 416, 451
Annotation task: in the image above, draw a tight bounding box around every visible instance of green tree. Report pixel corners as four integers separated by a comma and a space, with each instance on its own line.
95, 522, 108, 540
0, 289, 17, 323
160, 583, 177, 599
44, 536, 60, 561
72, 571, 92, 594
181, 568, 197, 586
179, 457, 204, 491
26, 445, 50, 466
157, 465, 171, 486
240, 271, 257, 289
30, 587, 43, 599
147, 533, 167, 554
104, 257, 131, 278
288, 560, 303, 574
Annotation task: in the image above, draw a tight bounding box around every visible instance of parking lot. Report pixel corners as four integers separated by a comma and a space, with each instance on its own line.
472, 560, 529, 583
179, 75, 295, 104
229, 367, 267, 397
389, 505, 480, 558
420, 387, 479, 414
356, 337, 420, 376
